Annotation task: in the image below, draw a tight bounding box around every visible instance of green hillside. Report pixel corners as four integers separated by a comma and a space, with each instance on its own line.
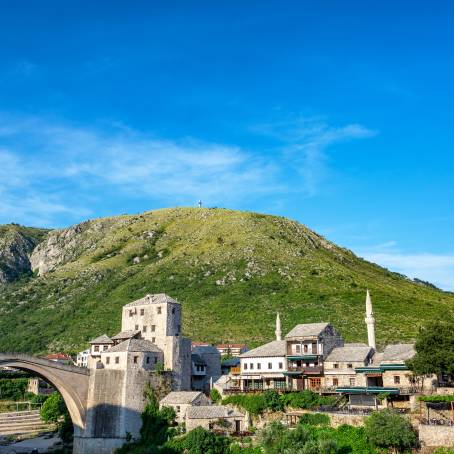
0, 208, 453, 354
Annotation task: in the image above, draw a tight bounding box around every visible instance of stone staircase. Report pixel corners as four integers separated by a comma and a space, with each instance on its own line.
0, 410, 53, 436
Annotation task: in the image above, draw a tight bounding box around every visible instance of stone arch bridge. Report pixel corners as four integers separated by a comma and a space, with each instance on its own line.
0, 352, 162, 453
0, 353, 90, 432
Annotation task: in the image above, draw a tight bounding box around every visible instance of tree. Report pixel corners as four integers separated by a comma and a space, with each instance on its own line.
364, 409, 417, 453
40, 392, 73, 443
184, 427, 230, 454
406, 319, 454, 382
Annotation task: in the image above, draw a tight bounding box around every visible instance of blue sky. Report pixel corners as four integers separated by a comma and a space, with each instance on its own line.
0, 1, 453, 290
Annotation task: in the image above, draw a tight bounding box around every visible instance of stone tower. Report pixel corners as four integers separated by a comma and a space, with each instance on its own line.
365, 289, 376, 349
275, 312, 282, 341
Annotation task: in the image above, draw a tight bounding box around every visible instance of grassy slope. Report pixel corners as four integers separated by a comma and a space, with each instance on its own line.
0, 208, 453, 354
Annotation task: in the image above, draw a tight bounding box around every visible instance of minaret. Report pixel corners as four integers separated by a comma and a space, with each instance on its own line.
275, 312, 282, 341
365, 289, 376, 349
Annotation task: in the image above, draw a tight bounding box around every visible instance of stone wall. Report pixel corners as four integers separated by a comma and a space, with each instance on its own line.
419, 424, 454, 447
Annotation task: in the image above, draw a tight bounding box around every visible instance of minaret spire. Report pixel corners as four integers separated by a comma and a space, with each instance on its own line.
365, 289, 376, 349
275, 312, 282, 341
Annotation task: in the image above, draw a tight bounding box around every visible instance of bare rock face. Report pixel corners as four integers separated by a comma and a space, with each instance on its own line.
0, 225, 47, 283
30, 218, 121, 275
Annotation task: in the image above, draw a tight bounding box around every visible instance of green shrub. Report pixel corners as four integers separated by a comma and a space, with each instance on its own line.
40, 392, 67, 423
299, 412, 330, 426
222, 394, 267, 415
184, 427, 230, 454
263, 390, 284, 412
210, 388, 221, 403
365, 409, 417, 452
281, 390, 336, 409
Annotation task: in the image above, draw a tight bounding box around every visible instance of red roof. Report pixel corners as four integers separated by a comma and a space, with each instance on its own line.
45, 353, 72, 360
216, 344, 247, 349
192, 342, 211, 347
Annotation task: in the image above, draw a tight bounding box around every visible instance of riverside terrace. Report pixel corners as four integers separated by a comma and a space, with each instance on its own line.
220, 291, 437, 408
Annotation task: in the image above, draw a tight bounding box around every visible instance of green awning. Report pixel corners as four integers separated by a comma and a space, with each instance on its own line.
287, 355, 318, 360
335, 386, 400, 395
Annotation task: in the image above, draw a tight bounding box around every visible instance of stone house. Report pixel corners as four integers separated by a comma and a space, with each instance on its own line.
238, 340, 287, 392
285, 323, 344, 391
323, 344, 374, 389
87, 335, 114, 368
185, 405, 246, 433
99, 338, 164, 371
159, 391, 211, 424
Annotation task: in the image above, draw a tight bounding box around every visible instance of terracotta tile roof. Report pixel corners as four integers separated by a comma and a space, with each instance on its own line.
45, 353, 72, 360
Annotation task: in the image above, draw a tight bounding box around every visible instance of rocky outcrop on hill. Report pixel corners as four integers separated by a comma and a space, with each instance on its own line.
0, 225, 48, 283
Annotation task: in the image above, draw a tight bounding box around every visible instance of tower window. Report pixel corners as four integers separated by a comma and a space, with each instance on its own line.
143, 326, 147, 333
152, 337, 156, 343
133, 356, 138, 364
151, 325, 156, 332
140, 309, 144, 316
115, 357, 119, 364
106, 357, 110, 364
157, 307, 162, 314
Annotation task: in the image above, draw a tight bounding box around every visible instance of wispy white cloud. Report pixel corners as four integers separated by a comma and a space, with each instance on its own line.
0, 115, 282, 226
358, 242, 454, 292
253, 117, 377, 195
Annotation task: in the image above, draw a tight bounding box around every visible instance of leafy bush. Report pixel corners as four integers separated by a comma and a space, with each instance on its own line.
419, 395, 454, 402
222, 394, 267, 415
299, 412, 330, 426
184, 427, 230, 454
365, 409, 417, 452
40, 392, 67, 423
210, 388, 221, 403
263, 390, 284, 412
281, 390, 336, 409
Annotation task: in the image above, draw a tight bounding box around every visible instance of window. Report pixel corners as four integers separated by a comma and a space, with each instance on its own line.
103, 345, 109, 351
244, 363, 248, 370
176, 406, 180, 413
115, 356, 119, 364
129, 310, 133, 317
106, 357, 110, 365
333, 363, 339, 369
133, 356, 138, 364
94, 345, 99, 352
135, 324, 139, 331
268, 362, 272, 369
311, 342, 317, 353
154, 357, 157, 364
333, 378, 338, 386
394, 375, 401, 385
152, 337, 156, 343
143, 326, 147, 333
250, 363, 254, 370
140, 308, 145, 316
157, 307, 162, 314
279, 362, 283, 369
146, 356, 150, 364
347, 363, 353, 369
151, 325, 156, 332
172, 308, 175, 314
295, 344, 301, 353
257, 363, 261, 370
349, 378, 356, 386
304, 344, 308, 353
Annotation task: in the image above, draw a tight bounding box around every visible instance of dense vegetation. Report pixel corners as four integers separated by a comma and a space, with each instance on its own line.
222, 390, 337, 415
119, 394, 419, 454
407, 318, 454, 380
40, 392, 73, 443
0, 378, 29, 401
1, 208, 454, 353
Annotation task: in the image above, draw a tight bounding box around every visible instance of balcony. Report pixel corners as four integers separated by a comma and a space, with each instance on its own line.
286, 365, 323, 375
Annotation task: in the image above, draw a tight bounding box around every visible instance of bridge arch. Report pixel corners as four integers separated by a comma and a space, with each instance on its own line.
0, 353, 90, 434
